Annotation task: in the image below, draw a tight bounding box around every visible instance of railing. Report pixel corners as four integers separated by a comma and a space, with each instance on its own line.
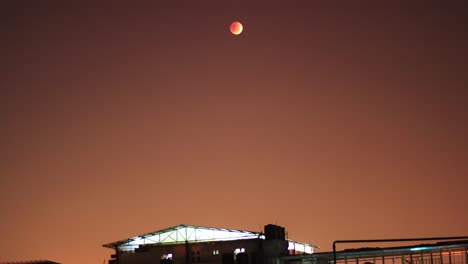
280, 237, 468, 264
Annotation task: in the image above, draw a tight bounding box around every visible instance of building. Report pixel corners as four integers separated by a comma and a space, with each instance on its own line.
103, 224, 317, 264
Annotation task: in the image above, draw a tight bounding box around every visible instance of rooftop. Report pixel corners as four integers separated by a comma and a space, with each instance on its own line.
103, 224, 317, 254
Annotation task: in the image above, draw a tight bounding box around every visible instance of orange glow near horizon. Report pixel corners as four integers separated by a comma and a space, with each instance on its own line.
2, 2, 468, 264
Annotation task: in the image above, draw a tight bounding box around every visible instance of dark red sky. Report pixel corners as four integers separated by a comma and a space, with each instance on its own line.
1, 2, 468, 264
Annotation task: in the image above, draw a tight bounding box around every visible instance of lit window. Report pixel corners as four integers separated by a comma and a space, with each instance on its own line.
213, 250, 220, 255
234, 248, 245, 254
161, 253, 173, 260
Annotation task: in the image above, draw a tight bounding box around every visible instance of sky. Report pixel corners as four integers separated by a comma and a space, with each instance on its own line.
1, 2, 468, 264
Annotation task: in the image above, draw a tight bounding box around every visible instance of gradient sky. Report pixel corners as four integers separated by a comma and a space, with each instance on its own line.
1, 2, 468, 264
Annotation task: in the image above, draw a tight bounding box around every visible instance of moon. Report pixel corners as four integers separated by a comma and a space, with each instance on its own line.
230, 21, 243, 35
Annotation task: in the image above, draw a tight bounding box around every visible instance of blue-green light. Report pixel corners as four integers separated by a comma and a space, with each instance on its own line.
410, 247, 431, 251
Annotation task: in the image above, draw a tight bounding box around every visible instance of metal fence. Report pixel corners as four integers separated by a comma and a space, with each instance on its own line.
281, 239, 468, 264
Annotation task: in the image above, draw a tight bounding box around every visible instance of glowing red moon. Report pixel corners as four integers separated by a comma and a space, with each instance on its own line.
230, 21, 243, 35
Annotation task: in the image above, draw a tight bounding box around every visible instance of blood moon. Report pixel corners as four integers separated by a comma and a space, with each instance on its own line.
230, 21, 243, 35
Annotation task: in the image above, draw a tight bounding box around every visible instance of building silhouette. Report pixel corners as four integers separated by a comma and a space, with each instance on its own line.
103, 224, 316, 264
103, 224, 468, 264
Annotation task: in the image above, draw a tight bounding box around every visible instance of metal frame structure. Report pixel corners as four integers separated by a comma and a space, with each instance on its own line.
104, 225, 263, 251
280, 237, 468, 264
332, 237, 468, 264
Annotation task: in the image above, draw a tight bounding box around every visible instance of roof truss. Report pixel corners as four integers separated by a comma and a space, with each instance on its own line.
104, 225, 263, 251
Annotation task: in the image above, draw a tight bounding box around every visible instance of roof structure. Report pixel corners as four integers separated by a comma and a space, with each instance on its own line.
103, 224, 316, 254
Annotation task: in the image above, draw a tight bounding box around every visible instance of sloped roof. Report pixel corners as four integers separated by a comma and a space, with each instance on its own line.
103, 224, 263, 250
103, 224, 317, 254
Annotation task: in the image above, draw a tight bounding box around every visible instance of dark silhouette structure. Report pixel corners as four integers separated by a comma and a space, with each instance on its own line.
282, 238, 468, 264
103, 224, 316, 264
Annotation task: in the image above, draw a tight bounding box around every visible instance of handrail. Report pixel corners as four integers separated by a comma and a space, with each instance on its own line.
333, 236, 468, 264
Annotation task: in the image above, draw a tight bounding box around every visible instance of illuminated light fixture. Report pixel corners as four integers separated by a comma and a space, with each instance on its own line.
234, 248, 245, 254
410, 247, 430, 251
288, 241, 314, 254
